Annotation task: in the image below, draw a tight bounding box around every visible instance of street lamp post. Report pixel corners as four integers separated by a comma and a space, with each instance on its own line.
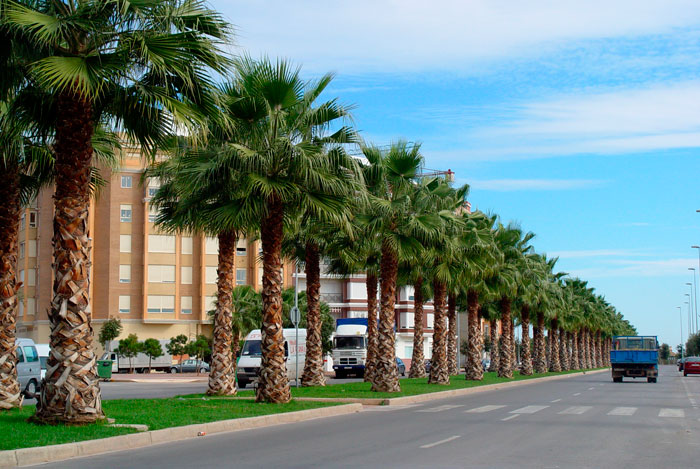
691, 247, 700, 331
685, 297, 691, 339
678, 306, 684, 361
686, 281, 695, 335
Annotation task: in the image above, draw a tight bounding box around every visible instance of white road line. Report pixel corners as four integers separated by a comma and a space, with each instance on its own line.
364, 405, 421, 412
465, 405, 506, 413
420, 435, 461, 449
588, 387, 595, 390
416, 404, 465, 413
550, 399, 562, 403
608, 407, 637, 416
510, 405, 549, 414
659, 408, 685, 418
558, 406, 592, 415
573, 393, 581, 396
501, 414, 519, 421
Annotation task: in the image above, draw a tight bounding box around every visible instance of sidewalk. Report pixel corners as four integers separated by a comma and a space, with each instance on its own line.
109, 372, 209, 383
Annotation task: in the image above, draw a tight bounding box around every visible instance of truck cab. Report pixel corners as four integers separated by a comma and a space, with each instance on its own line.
610, 335, 659, 383
332, 318, 368, 378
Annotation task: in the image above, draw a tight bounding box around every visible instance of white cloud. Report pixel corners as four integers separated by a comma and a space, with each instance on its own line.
565, 258, 696, 278
217, 0, 700, 73
468, 178, 605, 191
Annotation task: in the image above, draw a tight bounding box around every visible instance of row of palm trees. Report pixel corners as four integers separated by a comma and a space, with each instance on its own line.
0, 0, 635, 425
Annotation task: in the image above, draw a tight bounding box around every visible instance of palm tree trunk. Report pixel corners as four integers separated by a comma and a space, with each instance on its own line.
545, 327, 551, 368
364, 272, 378, 382
301, 242, 325, 387
428, 280, 449, 385
597, 332, 604, 368
549, 319, 561, 372
570, 331, 579, 369
408, 276, 426, 378
0, 161, 22, 410
519, 305, 533, 375
466, 290, 483, 380
583, 329, 591, 368
232, 331, 241, 382
533, 311, 546, 374
447, 294, 458, 376
35, 92, 103, 424
370, 239, 401, 392
256, 196, 291, 403
207, 231, 237, 396
498, 297, 513, 378
487, 318, 499, 373
578, 328, 586, 369
559, 327, 569, 371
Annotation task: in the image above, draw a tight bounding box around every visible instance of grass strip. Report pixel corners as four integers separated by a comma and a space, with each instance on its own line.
0, 399, 341, 451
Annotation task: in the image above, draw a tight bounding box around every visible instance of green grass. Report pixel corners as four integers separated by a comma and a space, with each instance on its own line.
0, 399, 340, 451
183, 368, 602, 400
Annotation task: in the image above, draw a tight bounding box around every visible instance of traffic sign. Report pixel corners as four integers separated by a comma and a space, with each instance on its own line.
290, 306, 301, 326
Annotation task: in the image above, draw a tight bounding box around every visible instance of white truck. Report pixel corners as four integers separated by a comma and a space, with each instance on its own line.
332, 318, 368, 378
237, 329, 307, 388
101, 339, 173, 373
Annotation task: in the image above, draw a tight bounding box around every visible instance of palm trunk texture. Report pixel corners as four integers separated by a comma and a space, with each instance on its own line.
559, 327, 569, 371
408, 277, 426, 378
519, 305, 533, 375
35, 92, 103, 424
301, 242, 325, 387
256, 196, 291, 403
371, 239, 400, 392
466, 291, 483, 380
549, 319, 561, 372
533, 311, 546, 374
428, 280, 449, 385
0, 162, 22, 410
487, 318, 499, 373
364, 273, 378, 382
571, 330, 580, 369
498, 297, 513, 379
447, 294, 458, 376
578, 329, 586, 369
207, 231, 237, 396
585, 329, 593, 369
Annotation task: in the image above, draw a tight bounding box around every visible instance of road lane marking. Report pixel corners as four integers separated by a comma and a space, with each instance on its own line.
420, 435, 461, 448
550, 399, 561, 403
573, 393, 581, 396
501, 414, 519, 421
588, 387, 595, 390
416, 404, 465, 413
465, 405, 506, 413
608, 407, 637, 416
364, 405, 421, 412
659, 408, 685, 418
510, 405, 549, 414
558, 406, 592, 415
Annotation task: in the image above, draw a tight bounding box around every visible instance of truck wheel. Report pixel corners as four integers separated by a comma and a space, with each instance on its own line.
170, 368, 178, 374
335, 370, 346, 379
238, 379, 248, 389
613, 377, 622, 383
24, 379, 38, 398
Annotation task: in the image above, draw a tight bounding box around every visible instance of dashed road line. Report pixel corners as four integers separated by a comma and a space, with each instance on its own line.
573, 393, 581, 396
501, 414, 519, 421
608, 407, 637, 416
420, 435, 461, 449
510, 405, 549, 414
550, 399, 561, 403
588, 387, 595, 390
558, 406, 592, 415
465, 405, 506, 413
416, 404, 465, 413
659, 408, 685, 418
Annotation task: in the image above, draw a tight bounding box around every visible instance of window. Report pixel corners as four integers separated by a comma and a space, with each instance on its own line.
18, 270, 24, 283
181, 296, 192, 315
118, 295, 131, 314
147, 178, 160, 198
25, 269, 36, 287
236, 268, 247, 285
120, 234, 132, 253
181, 266, 193, 284
19, 301, 24, 317
119, 264, 131, 283
19, 213, 25, 231
148, 235, 175, 253
19, 242, 24, 259
404, 346, 413, 359
147, 295, 175, 314
148, 265, 176, 283
205, 237, 218, 255
16, 346, 24, 362
26, 298, 35, 316
27, 240, 36, 257
205, 266, 217, 284
181, 237, 193, 255
121, 175, 132, 188
205, 296, 217, 313
23, 346, 39, 363
28, 211, 37, 228
148, 207, 158, 223
120, 204, 132, 223
236, 239, 247, 256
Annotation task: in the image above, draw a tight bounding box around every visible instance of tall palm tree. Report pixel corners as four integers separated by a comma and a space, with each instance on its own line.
5, 0, 231, 424
397, 251, 431, 379
225, 58, 359, 403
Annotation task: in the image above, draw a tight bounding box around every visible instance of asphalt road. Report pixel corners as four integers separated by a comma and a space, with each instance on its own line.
33, 365, 700, 468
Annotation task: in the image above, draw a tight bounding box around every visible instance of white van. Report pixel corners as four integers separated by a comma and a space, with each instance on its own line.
35, 343, 50, 380
16, 338, 41, 397
237, 328, 307, 388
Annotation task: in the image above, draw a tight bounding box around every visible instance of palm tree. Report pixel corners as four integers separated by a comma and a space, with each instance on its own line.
482, 303, 500, 373
5, 0, 231, 423
398, 252, 430, 379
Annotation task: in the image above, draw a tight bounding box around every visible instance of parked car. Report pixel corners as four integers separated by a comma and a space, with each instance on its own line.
683, 356, 700, 376
482, 359, 491, 371
170, 359, 210, 374
396, 357, 406, 376
678, 358, 686, 371
35, 343, 50, 380
424, 359, 431, 374
16, 338, 41, 397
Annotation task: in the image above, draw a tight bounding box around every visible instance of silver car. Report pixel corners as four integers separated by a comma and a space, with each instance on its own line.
16, 338, 41, 397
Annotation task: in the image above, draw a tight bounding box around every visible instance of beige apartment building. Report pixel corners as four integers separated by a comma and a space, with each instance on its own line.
15, 146, 294, 354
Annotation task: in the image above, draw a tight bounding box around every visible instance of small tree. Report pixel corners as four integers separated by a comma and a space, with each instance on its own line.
166, 334, 188, 366
98, 318, 123, 353
116, 334, 141, 373
186, 335, 211, 374
659, 343, 670, 362
142, 339, 164, 373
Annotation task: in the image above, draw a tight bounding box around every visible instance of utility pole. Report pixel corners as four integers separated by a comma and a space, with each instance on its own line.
678, 306, 684, 362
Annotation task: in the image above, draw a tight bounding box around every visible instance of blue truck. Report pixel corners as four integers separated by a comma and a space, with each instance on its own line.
610, 335, 658, 383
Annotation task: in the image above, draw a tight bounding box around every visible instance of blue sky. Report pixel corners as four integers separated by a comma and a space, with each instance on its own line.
214, 0, 700, 348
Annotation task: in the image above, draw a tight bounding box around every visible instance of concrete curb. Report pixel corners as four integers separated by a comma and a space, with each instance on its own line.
0, 403, 362, 468
383, 368, 610, 406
